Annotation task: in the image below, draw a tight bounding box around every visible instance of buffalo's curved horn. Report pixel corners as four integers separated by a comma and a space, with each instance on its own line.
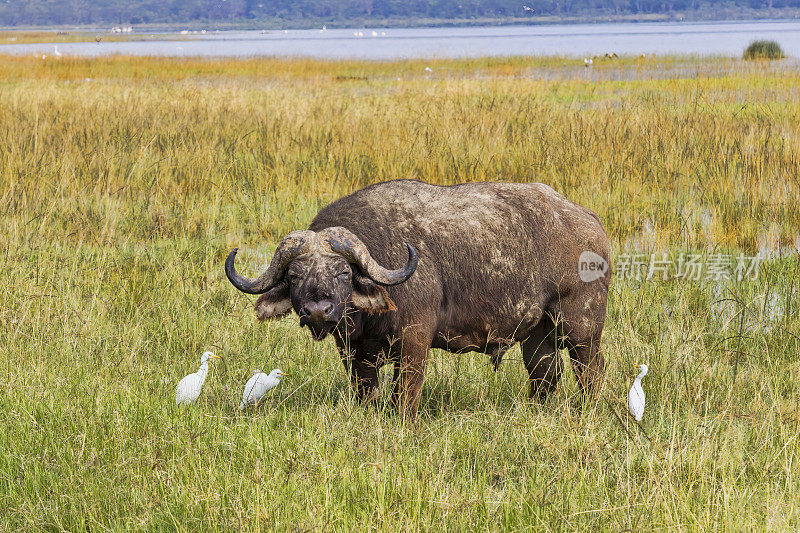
322, 227, 418, 286
225, 230, 315, 294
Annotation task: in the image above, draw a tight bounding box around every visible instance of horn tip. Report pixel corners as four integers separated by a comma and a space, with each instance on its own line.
406, 243, 418, 262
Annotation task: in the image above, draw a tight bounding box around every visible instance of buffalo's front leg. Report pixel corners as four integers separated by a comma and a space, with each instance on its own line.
336, 338, 381, 402
343, 356, 379, 402
391, 342, 430, 419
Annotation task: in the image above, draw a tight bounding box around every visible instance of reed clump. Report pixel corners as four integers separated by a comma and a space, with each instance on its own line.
743, 39, 785, 60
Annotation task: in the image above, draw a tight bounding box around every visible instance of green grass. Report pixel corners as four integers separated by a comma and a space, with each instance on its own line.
0, 54, 799, 530
743, 40, 785, 60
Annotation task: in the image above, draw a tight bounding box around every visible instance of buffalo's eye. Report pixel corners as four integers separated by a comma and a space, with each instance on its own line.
336, 271, 349, 279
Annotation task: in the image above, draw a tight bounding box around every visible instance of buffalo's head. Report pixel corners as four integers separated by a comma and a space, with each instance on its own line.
225, 227, 417, 340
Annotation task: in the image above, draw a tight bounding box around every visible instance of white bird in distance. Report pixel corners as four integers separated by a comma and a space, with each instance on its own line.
628, 364, 648, 422
175, 351, 223, 405
240, 369, 286, 410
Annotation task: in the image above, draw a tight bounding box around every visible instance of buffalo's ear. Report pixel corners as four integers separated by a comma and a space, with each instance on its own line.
350, 274, 397, 314
254, 282, 292, 321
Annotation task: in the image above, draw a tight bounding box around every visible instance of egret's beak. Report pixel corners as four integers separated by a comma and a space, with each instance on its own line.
278, 372, 288, 377
209, 354, 227, 373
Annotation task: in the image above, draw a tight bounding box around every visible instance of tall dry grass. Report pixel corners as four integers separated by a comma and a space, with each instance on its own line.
1, 54, 797, 249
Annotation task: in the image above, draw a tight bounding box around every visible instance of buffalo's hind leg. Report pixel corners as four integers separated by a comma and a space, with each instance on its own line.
557, 293, 607, 400
522, 316, 564, 401
565, 336, 605, 399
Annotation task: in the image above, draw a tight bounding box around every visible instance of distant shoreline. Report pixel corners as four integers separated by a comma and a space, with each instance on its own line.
2, 19, 798, 59
2, 9, 800, 32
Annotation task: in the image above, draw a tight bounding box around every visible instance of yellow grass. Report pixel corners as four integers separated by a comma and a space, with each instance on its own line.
0, 30, 189, 44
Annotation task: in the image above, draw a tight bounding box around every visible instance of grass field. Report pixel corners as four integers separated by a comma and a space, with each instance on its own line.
0, 53, 799, 530
0, 31, 191, 44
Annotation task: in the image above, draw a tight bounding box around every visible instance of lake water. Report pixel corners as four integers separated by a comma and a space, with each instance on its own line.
1, 20, 799, 59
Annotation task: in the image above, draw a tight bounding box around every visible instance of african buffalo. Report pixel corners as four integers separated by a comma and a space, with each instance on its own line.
226, 180, 611, 417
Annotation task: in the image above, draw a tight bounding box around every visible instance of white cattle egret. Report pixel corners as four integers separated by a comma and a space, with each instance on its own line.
53, 45, 62, 57
239, 369, 286, 409
628, 364, 648, 421
425, 66, 433, 72
584, 58, 593, 67
175, 351, 222, 405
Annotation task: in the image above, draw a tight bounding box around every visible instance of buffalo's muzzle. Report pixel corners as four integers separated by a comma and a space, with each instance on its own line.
299, 300, 335, 324
298, 300, 337, 340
